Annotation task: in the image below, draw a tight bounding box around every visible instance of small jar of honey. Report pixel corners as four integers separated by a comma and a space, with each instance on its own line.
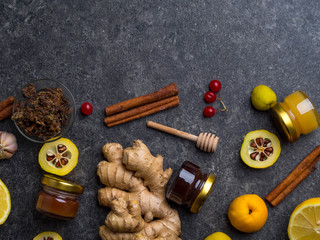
36, 174, 84, 220
270, 91, 320, 142
166, 161, 216, 213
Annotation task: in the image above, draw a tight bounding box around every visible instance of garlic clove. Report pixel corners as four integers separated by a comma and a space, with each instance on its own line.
1, 131, 17, 146
0, 131, 18, 160
3, 151, 14, 159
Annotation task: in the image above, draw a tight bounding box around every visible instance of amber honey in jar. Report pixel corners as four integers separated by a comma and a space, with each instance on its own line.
270, 91, 320, 142
36, 174, 84, 220
166, 161, 216, 213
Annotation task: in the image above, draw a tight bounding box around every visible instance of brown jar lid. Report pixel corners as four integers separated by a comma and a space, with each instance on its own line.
190, 173, 216, 213
270, 103, 299, 142
41, 174, 84, 194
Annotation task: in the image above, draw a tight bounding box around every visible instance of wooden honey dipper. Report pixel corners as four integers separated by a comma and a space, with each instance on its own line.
147, 121, 219, 153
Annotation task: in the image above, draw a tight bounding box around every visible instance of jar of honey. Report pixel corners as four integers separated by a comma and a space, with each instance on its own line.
270, 91, 320, 142
166, 161, 216, 213
36, 174, 84, 220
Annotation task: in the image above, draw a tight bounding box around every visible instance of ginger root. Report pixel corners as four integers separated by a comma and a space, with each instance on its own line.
97, 140, 182, 240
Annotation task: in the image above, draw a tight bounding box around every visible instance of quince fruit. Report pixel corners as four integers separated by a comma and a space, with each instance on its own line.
38, 138, 78, 176
33, 231, 62, 240
240, 130, 281, 169
251, 85, 277, 111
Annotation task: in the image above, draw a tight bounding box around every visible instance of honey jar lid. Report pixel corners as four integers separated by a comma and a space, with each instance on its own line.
190, 173, 216, 213
41, 174, 84, 194
270, 103, 299, 142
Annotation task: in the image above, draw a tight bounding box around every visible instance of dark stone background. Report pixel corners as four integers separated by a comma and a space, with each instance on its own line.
1, 0, 320, 239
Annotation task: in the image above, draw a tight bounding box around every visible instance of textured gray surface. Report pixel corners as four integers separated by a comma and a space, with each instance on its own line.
1, 0, 320, 239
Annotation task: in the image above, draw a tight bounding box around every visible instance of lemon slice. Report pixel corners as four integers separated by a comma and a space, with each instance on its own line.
288, 198, 320, 240
0, 179, 11, 225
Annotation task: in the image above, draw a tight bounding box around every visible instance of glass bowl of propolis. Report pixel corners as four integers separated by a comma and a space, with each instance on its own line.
12, 79, 76, 143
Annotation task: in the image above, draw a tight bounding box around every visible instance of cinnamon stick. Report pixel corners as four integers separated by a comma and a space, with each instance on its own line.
270, 155, 319, 207
0, 104, 13, 121
105, 97, 180, 127
265, 145, 320, 205
105, 96, 179, 125
0, 96, 14, 111
105, 83, 178, 116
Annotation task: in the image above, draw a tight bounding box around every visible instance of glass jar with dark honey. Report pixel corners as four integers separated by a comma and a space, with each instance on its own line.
166, 161, 216, 213
36, 174, 84, 220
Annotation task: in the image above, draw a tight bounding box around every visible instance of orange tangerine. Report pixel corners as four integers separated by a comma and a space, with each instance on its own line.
228, 194, 268, 233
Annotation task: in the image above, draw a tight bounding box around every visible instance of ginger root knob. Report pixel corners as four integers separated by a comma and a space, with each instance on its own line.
97, 140, 181, 240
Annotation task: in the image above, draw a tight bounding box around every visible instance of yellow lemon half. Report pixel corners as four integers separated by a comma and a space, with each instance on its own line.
205, 232, 231, 240
251, 85, 277, 111
288, 198, 320, 240
0, 179, 11, 225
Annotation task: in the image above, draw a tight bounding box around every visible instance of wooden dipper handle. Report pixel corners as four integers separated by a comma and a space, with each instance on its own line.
146, 121, 219, 152
147, 121, 198, 141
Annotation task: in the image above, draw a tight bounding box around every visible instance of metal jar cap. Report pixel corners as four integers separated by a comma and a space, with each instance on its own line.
270, 103, 299, 142
41, 174, 84, 194
190, 173, 216, 213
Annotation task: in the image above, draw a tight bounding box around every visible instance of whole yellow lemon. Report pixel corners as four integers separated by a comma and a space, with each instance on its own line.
204, 232, 231, 240
251, 85, 277, 111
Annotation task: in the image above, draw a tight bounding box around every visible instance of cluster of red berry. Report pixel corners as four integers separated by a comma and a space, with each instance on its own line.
203, 80, 227, 117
